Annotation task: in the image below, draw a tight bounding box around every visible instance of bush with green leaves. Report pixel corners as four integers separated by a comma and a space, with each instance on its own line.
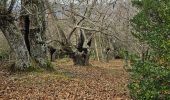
129, 60, 170, 99
129, 0, 170, 99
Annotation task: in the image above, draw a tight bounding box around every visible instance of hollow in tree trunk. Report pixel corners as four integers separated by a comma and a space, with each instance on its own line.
21, 0, 48, 67
70, 29, 92, 66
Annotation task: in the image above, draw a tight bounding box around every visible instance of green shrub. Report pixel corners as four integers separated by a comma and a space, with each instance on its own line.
129, 60, 170, 100
129, 0, 170, 99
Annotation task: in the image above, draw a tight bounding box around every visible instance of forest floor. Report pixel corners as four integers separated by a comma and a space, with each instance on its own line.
0, 59, 130, 100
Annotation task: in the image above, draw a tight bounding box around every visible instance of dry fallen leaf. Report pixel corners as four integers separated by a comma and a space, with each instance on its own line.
0, 59, 130, 100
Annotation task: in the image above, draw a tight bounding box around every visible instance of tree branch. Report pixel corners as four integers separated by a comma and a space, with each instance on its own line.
8, 0, 16, 14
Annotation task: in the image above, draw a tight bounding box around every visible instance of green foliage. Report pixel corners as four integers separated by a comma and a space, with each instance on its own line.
128, 52, 139, 63
129, 0, 170, 99
131, 0, 170, 63
129, 60, 170, 99
118, 49, 126, 59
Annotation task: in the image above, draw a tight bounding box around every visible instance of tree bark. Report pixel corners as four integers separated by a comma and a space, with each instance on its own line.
94, 34, 100, 61
29, 28, 47, 66
72, 51, 90, 66
21, 0, 48, 67
72, 30, 92, 66
98, 33, 104, 60
0, 18, 31, 70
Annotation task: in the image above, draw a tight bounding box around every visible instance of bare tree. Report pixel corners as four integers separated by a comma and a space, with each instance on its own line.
44, 0, 96, 65
71, 29, 92, 65
47, 0, 118, 62
44, 0, 142, 64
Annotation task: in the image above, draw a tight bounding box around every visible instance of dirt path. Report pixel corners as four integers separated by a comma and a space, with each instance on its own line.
0, 59, 130, 100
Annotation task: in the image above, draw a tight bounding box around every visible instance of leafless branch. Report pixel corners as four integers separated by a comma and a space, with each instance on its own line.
8, 0, 16, 14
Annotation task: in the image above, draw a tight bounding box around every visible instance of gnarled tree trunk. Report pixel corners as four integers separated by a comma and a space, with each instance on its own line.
0, 16, 31, 70
64, 30, 92, 66
21, 0, 48, 67
0, 0, 31, 70
72, 51, 90, 66
44, 0, 94, 66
